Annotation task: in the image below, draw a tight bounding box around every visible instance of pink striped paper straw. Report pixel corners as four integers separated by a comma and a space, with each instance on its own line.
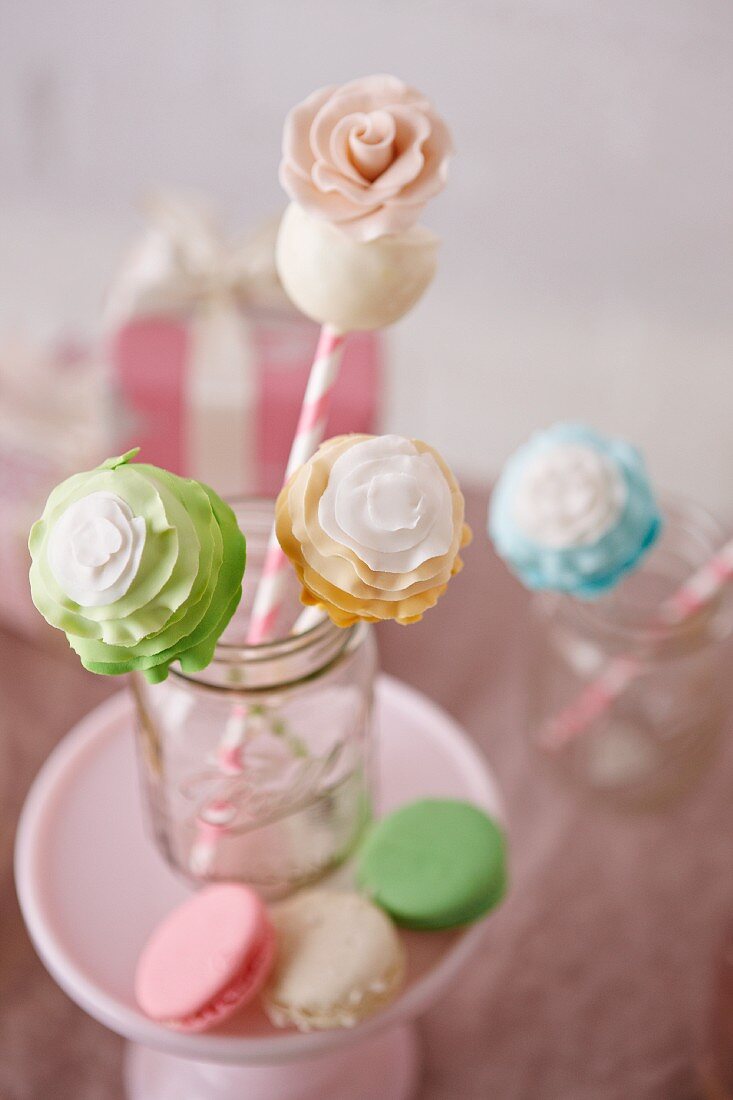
247, 323, 346, 645
189, 325, 346, 876
188, 799, 237, 877
539, 537, 733, 751
216, 702, 251, 775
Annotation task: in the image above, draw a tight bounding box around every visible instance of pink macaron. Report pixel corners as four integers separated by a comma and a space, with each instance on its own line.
135, 884, 276, 1033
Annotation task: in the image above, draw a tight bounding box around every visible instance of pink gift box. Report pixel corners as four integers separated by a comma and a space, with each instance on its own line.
112, 307, 383, 499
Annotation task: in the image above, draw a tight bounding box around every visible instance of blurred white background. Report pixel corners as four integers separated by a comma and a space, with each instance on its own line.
1, 0, 731, 510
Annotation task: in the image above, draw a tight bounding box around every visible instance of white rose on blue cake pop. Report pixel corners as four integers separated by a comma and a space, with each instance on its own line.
488, 423, 662, 598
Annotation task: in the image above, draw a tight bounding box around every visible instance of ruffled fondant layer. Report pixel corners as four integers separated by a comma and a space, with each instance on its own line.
29, 451, 246, 682
276, 434, 470, 626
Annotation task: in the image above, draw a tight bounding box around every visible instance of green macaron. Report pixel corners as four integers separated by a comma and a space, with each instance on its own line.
357, 799, 507, 930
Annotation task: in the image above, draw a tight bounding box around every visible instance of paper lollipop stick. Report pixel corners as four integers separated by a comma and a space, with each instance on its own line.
189, 799, 238, 877
187, 608, 325, 875
246, 324, 346, 644
539, 537, 733, 750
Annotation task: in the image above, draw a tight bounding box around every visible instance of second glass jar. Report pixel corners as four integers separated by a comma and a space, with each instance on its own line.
528, 498, 733, 808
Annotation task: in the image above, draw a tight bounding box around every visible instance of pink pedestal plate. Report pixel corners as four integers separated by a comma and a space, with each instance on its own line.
15, 675, 502, 1100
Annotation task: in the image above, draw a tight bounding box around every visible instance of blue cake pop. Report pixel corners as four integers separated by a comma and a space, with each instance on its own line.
488, 423, 662, 598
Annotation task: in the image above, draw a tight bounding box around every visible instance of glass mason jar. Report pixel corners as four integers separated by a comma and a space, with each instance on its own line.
528, 499, 733, 808
133, 500, 377, 898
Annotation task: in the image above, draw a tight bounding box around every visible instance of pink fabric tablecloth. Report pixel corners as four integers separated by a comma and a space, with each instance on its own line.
2, 486, 732, 1099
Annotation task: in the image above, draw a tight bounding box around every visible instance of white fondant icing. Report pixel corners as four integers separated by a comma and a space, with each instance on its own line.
48, 491, 146, 607
319, 435, 453, 573
72, 517, 123, 566
513, 443, 626, 549
275, 202, 439, 331
367, 472, 423, 533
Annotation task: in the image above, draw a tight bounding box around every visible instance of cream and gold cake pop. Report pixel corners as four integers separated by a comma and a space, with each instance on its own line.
276, 74, 452, 331
275, 433, 470, 626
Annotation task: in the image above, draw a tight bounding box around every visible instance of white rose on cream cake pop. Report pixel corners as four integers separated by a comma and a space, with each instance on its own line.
275, 434, 471, 626
276, 74, 453, 331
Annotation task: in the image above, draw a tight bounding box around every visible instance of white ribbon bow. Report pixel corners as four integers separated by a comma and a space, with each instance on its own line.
105, 193, 284, 496
105, 192, 283, 325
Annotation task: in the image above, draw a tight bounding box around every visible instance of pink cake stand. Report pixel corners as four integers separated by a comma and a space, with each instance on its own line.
15, 674, 502, 1100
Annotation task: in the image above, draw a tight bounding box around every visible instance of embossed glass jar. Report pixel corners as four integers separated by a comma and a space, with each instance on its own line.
528, 499, 733, 808
133, 500, 376, 898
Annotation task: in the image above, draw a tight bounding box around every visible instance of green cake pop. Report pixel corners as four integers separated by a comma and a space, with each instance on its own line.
29, 450, 246, 683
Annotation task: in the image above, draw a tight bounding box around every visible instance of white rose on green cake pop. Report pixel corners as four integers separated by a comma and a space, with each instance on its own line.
29, 450, 246, 682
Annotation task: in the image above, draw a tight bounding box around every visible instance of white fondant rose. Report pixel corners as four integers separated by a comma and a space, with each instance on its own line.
280, 75, 452, 242
276, 434, 470, 627
318, 436, 453, 572
47, 491, 146, 607
512, 444, 626, 549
